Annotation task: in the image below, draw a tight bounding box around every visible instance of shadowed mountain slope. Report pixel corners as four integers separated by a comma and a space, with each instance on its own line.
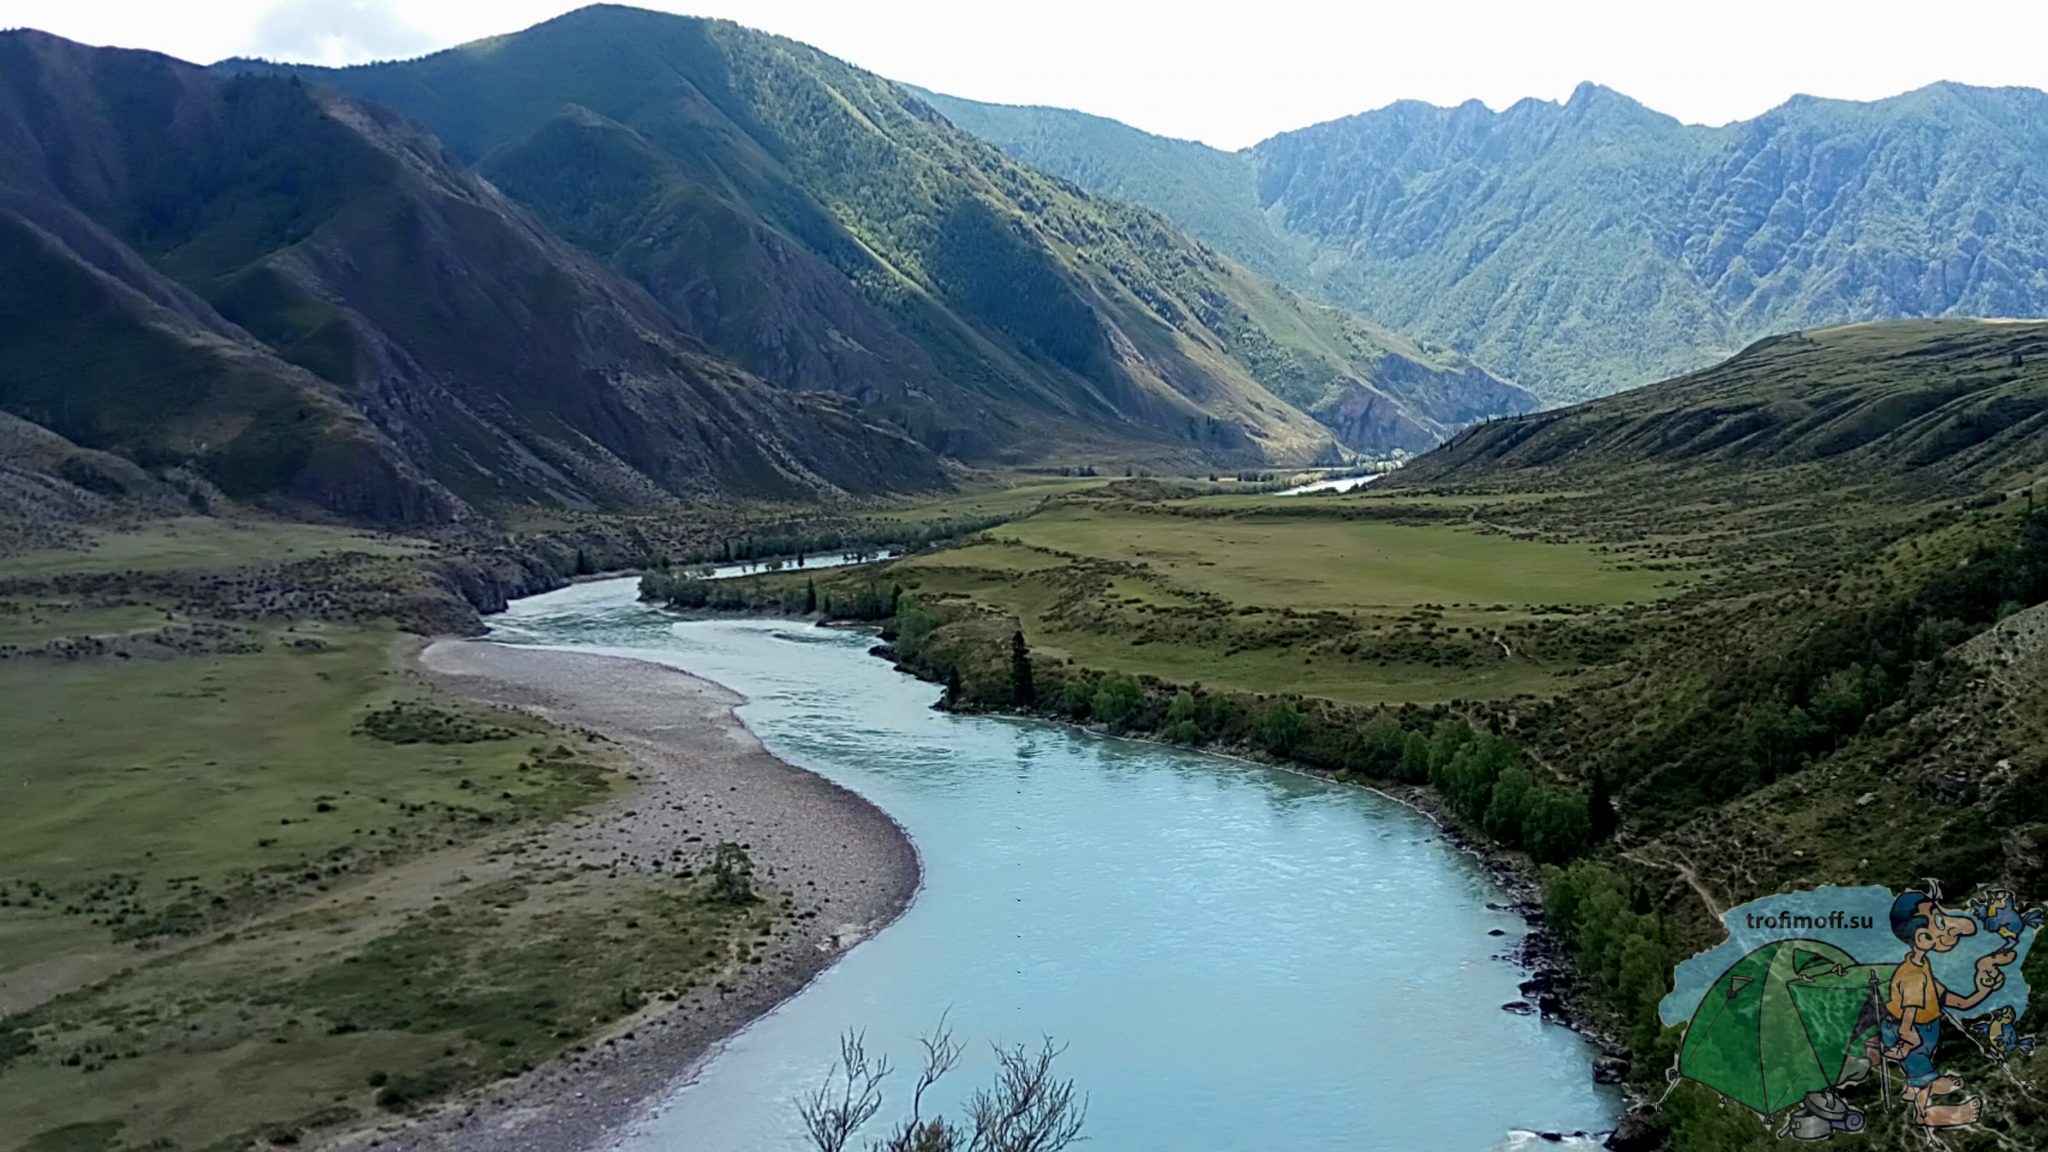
229, 5, 1536, 462
0, 29, 947, 522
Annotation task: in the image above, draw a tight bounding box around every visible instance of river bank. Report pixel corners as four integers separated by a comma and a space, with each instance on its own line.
332, 639, 921, 1152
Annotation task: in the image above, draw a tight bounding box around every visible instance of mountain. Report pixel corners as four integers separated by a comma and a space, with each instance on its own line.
0, 29, 947, 524
904, 87, 1315, 288
1390, 319, 2048, 495
923, 82, 2048, 405
224, 5, 1536, 463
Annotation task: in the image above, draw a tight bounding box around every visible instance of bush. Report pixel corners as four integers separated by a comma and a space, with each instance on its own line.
1090, 674, 1141, 728
1056, 675, 1097, 720
710, 843, 758, 905
373, 1064, 461, 1112
1260, 701, 1305, 756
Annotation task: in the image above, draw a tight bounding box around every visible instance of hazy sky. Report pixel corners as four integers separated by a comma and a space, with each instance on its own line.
10, 1, 2048, 149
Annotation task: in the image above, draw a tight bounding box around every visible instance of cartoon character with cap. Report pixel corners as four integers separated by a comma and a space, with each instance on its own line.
1879, 889, 2019, 1127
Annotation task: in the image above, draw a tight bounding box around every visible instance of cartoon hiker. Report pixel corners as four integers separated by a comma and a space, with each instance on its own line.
1968, 888, 2046, 946
1967, 1005, 2037, 1059
1880, 890, 2019, 1128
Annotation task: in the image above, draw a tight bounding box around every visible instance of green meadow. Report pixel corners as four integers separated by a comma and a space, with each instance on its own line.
0, 517, 423, 580
0, 525, 760, 1152
998, 505, 1674, 611
884, 495, 1688, 705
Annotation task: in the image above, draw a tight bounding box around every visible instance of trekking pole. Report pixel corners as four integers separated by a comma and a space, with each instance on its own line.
1868, 978, 1891, 1113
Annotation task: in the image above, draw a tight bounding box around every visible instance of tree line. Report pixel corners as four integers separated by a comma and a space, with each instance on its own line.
649, 515, 1013, 572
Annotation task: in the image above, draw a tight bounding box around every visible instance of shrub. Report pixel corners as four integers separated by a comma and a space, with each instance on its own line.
1259, 701, 1306, 756
1090, 674, 1141, 728
710, 843, 758, 905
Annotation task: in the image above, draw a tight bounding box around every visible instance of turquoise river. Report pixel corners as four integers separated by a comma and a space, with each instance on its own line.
491, 577, 1621, 1151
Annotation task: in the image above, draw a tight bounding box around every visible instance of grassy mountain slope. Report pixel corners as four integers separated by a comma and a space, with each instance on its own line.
232, 5, 1536, 462
0, 30, 945, 522
926, 82, 2048, 406
759, 317, 2048, 1149
909, 87, 1312, 285
1394, 319, 2048, 495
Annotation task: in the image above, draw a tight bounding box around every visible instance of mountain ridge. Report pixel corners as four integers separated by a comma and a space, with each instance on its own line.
220, 4, 1537, 464
922, 79, 2048, 404
1388, 318, 2048, 496
0, 27, 949, 524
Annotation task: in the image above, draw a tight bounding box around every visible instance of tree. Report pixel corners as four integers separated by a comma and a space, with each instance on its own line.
1009, 631, 1036, 708
1522, 787, 1592, 864
804, 577, 819, 615
1056, 676, 1095, 719
1483, 763, 1535, 846
800, 1023, 1086, 1152
1587, 764, 1617, 843
1436, 735, 1513, 824
1163, 690, 1201, 743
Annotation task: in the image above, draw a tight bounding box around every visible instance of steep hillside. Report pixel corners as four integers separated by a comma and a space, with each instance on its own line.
910, 87, 1312, 286
229, 5, 1535, 461
928, 82, 2048, 405
1393, 319, 2048, 495
0, 30, 945, 522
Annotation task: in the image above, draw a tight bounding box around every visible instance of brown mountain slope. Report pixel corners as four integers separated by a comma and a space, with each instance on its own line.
0, 30, 946, 523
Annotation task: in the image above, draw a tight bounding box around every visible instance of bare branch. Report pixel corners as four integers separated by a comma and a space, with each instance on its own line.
799, 1030, 891, 1152
871, 1015, 968, 1152
910, 1012, 967, 1124
966, 1038, 1088, 1152
796, 1025, 1085, 1152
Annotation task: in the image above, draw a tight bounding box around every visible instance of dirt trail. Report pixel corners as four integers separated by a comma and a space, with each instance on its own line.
1624, 847, 1727, 921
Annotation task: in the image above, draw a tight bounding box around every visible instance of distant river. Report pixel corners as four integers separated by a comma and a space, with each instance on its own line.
1279, 473, 1386, 495
490, 579, 1619, 1151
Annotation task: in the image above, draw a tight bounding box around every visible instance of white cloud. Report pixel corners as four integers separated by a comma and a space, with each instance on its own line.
8, 1, 2048, 147
242, 0, 437, 65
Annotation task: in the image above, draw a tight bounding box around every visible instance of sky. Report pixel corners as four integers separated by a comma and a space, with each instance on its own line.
9, 0, 2048, 149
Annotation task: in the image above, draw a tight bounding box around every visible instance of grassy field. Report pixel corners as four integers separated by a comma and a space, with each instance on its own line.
882, 496, 1684, 704
0, 522, 765, 1152
0, 626, 597, 947
881, 477, 1109, 524
0, 601, 179, 647
4, 869, 762, 1151
998, 505, 1677, 611
0, 517, 423, 579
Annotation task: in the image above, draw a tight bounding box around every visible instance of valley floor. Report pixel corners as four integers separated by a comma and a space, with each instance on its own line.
0, 516, 920, 1152
338, 641, 920, 1152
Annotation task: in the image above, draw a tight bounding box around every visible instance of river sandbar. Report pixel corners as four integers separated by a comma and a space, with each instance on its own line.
334, 639, 921, 1152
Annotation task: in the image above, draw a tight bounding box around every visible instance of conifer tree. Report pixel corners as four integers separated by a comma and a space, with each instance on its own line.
1010, 630, 1036, 707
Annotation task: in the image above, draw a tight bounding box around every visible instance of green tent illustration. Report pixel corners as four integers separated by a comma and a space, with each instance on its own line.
1677, 939, 1897, 1115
